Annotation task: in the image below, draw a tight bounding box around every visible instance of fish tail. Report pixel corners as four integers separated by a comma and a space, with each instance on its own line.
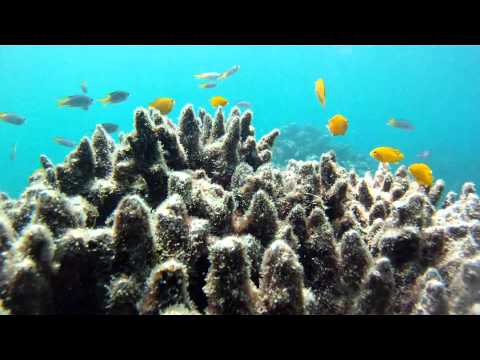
98, 96, 111, 104
193, 74, 203, 79
218, 72, 228, 80
0, 112, 5, 119
199, 84, 209, 89
57, 98, 69, 107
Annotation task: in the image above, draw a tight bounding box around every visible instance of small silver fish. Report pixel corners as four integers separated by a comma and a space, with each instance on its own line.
53, 136, 76, 148
219, 65, 240, 80
58, 95, 94, 110
10, 144, 16, 160
235, 101, 251, 109
81, 80, 88, 94
199, 83, 217, 89
417, 150, 431, 159
194, 72, 222, 80
0, 113, 25, 125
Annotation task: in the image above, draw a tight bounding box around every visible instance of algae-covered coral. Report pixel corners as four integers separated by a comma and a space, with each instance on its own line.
0, 105, 479, 315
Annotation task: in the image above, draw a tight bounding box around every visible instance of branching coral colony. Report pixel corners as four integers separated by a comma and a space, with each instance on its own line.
0, 104, 479, 315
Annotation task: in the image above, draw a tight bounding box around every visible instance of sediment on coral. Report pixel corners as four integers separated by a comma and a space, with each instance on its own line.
259, 240, 306, 314
0, 104, 478, 315
204, 236, 259, 315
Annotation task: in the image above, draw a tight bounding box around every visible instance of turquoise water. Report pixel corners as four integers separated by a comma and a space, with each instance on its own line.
0, 45, 479, 198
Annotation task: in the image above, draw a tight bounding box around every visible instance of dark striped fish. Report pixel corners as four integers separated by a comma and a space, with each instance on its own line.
100, 123, 119, 133
53, 136, 76, 148
387, 118, 415, 131
0, 113, 26, 125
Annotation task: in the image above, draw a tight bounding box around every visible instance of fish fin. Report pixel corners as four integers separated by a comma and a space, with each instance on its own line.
98, 96, 111, 104
82, 106, 89, 111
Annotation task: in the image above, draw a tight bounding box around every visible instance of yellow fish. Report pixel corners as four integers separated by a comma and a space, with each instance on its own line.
326, 114, 348, 136
315, 79, 326, 107
210, 96, 228, 108
370, 147, 404, 164
409, 163, 433, 187
150, 97, 175, 115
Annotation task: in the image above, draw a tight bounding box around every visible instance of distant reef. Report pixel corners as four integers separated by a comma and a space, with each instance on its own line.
272, 123, 371, 174
0, 105, 479, 315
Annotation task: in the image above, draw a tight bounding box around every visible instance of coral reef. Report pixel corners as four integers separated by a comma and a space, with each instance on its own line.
0, 104, 478, 315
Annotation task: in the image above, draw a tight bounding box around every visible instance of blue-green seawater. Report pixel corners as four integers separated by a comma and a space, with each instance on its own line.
0, 45, 479, 198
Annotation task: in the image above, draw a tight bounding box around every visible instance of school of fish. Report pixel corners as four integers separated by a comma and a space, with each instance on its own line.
2, 68, 434, 188
314, 77, 434, 187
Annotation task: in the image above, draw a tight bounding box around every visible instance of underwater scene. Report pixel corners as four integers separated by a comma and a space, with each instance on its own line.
0, 45, 479, 315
